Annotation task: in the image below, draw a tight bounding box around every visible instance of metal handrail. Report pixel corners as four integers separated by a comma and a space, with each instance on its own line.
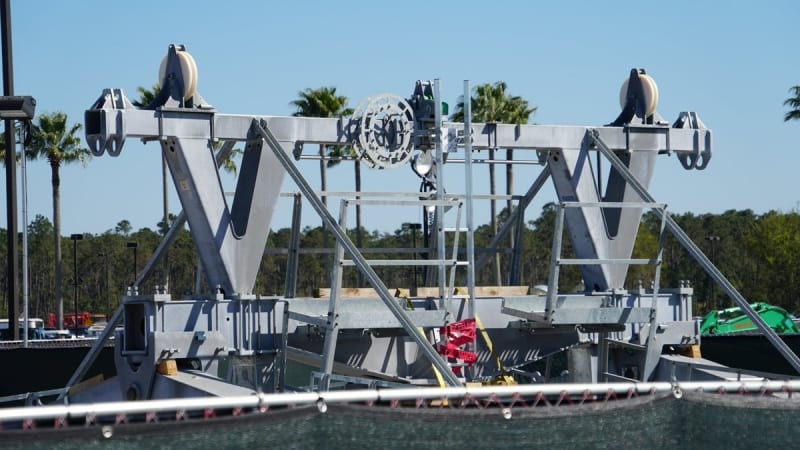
2, 380, 800, 422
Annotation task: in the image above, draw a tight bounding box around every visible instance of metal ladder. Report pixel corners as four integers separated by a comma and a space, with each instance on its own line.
315, 196, 465, 390
545, 199, 668, 381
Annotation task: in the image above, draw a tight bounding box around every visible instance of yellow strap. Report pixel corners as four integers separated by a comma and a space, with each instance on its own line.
472, 313, 504, 372
397, 289, 446, 388
453, 287, 506, 376
430, 357, 448, 387
414, 326, 447, 388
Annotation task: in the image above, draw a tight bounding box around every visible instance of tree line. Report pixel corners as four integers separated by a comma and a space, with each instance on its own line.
0, 206, 797, 321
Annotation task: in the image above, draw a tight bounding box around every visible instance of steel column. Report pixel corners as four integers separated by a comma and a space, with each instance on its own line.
318, 200, 348, 391
1, 0, 18, 340
284, 193, 302, 298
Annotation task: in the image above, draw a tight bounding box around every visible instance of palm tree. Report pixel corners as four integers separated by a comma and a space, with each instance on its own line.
290, 87, 358, 284
784, 85, 800, 122
290, 87, 354, 208
28, 112, 92, 329
134, 84, 173, 292
451, 82, 535, 284
132, 85, 170, 234
500, 96, 537, 211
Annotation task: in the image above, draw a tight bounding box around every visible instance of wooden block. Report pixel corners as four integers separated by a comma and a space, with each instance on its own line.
314, 287, 380, 298
157, 360, 178, 376
68, 374, 105, 396
424, 286, 531, 297
474, 286, 530, 296
414, 287, 442, 297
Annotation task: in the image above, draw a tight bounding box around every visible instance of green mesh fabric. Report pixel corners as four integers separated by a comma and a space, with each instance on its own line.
2, 392, 799, 449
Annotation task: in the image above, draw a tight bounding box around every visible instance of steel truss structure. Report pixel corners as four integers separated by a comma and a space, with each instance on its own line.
55, 44, 799, 405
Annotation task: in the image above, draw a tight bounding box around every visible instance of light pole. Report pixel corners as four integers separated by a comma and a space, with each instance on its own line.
403, 223, 422, 296
705, 235, 720, 310
127, 242, 138, 289
0, 92, 36, 341
70, 234, 83, 331
1, 0, 37, 340
98, 252, 110, 320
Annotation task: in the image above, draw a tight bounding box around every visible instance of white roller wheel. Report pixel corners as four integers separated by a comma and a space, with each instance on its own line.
619, 73, 658, 117
180, 51, 198, 99
158, 50, 198, 101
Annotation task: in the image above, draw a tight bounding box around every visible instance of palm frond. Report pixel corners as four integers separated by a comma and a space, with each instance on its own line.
784, 85, 800, 122
450, 81, 536, 125
132, 84, 161, 108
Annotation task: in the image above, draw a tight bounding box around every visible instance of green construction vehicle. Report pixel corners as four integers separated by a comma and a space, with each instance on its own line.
699, 302, 799, 335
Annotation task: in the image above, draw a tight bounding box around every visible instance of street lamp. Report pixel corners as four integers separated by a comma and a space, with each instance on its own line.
1, 95, 36, 341
98, 251, 110, 320
127, 242, 138, 289
70, 234, 83, 332
705, 236, 721, 310
403, 223, 422, 296
0, 96, 36, 120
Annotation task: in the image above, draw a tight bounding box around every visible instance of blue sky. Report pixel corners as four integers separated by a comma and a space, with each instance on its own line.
2, 1, 798, 236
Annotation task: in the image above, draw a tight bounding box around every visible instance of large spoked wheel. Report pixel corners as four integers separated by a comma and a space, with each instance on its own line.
352, 94, 415, 169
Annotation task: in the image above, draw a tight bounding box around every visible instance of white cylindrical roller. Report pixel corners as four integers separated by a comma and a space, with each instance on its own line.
619, 73, 659, 117
158, 49, 198, 101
